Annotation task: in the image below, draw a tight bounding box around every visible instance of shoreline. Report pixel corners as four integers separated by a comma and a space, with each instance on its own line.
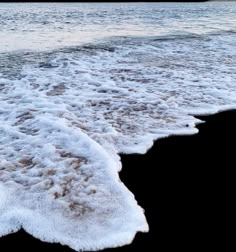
0, 110, 235, 251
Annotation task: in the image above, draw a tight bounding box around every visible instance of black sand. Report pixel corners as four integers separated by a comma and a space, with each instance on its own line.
0, 110, 235, 251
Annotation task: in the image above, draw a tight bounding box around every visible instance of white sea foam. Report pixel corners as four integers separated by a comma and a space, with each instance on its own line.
0, 2, 236, 251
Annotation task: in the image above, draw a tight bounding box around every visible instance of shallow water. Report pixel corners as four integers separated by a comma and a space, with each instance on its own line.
0, 2, 236, 251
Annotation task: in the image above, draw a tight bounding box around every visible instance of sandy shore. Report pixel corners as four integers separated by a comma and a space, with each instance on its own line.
0, 110, 235, 251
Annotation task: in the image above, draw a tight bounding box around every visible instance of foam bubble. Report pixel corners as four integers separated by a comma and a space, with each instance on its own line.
0, 184, 7, 211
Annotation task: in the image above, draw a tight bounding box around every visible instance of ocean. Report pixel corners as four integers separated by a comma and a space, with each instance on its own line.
0, 2, 236, 251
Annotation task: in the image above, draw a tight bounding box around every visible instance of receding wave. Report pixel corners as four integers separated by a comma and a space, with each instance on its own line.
1, 2, 236, 251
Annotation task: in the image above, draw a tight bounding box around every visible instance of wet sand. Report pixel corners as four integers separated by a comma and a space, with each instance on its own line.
0, 110, 235, 251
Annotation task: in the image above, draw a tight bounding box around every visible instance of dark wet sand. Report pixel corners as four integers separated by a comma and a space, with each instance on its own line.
0, 110, 235, 251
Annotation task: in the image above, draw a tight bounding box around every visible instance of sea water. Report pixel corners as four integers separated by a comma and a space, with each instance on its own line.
0, 2, 236, 251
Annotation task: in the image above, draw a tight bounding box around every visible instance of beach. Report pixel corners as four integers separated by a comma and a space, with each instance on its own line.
1, 2, 236, 250
0, 109, 234, 251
